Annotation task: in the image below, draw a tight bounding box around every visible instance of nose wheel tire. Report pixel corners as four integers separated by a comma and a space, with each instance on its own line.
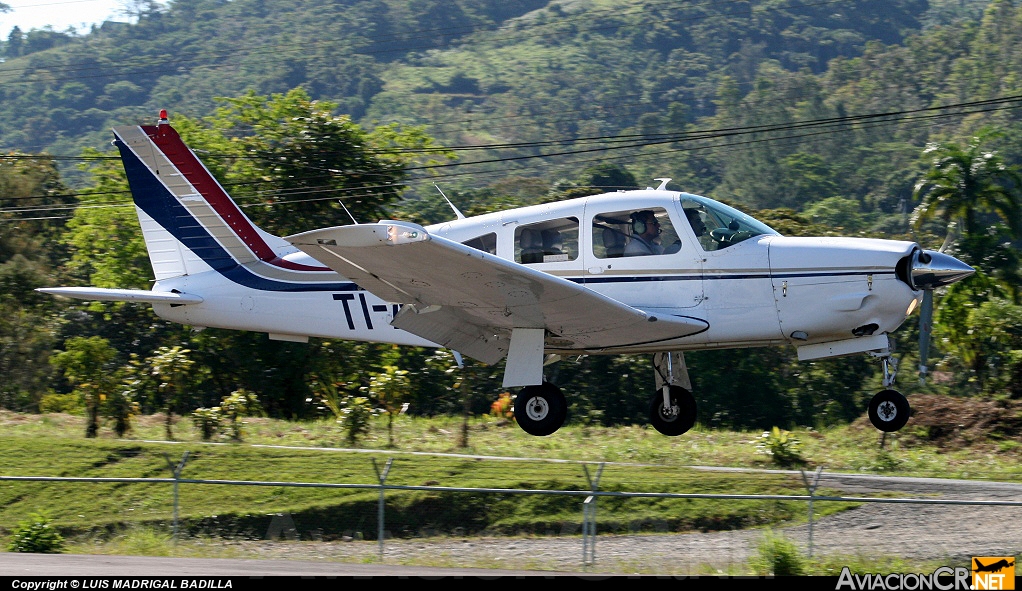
649, 385, 697, 436
514, 382, 567, 436
868, 389, 910, 432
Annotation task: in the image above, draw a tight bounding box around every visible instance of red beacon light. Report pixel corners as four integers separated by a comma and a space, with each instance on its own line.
158, 109, 169, 125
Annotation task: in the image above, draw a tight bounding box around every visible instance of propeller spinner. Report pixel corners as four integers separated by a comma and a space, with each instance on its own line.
909, 249, 975, 290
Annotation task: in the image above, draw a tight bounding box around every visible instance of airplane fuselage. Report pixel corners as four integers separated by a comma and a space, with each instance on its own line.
150, 189, 922, 360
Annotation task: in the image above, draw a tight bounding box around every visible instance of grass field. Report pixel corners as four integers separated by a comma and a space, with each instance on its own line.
1, 399, 1020, 575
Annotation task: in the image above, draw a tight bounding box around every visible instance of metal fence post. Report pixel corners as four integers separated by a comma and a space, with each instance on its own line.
371, 457, 394, 560
581, 462, 604, 567
799, 466, 823, 557
162, 451, 190, 543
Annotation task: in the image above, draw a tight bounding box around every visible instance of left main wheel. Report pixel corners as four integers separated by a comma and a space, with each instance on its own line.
514, 382, 567, 436
649, 385, 697, 436
868, 389, 910, 432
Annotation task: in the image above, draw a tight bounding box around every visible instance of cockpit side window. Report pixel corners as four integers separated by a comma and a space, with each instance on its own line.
593, 207, 680, 259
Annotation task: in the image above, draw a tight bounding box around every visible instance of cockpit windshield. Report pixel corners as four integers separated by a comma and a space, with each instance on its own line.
680, 194, 780, 250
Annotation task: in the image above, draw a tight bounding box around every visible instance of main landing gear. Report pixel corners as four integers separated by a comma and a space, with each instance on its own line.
514, 382, 567, 436
650, 385, 697, 436
648, 351, 697, 436
867, 353, 910, 432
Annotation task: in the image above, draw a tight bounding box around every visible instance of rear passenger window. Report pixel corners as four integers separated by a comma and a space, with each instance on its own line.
462, 233, 497, 254
515, 217, 579, 264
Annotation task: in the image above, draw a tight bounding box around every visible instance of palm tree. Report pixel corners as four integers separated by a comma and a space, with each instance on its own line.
911, 130, 1022, 245
910, 131, 1022, 383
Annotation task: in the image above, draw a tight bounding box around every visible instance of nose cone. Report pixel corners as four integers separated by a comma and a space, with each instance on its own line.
911, 250, 975, 290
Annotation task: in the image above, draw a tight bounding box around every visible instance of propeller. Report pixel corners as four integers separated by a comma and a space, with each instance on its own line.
912, 227, 973, 384
918, 289, 933, 384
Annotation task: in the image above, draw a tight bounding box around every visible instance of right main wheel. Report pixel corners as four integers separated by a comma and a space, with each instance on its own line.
649, 385, 697, 436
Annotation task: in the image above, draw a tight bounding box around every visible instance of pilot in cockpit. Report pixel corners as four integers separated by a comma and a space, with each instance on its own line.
624, 210, 664, 256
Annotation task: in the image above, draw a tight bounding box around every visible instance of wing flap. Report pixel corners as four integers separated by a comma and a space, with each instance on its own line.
287, 222, 706, 362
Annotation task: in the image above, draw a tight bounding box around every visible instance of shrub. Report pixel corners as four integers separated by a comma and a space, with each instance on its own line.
219, 389, 262, 441
490, 392, 514, 420
190, 390, 262, 442
38, 392, 83, 414
191, 407, 222, 441
8, 512, 65, 553
749, 531, 807, 576
755, 426, 805, 467
340, 396, 376, 445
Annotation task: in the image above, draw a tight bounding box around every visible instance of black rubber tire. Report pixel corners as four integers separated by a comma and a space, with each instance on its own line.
514, 382, 567, 436
649, 385, 697, 436
868, 389, 911, 432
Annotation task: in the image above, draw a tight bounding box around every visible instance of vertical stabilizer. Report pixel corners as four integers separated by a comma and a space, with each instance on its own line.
112, 112, 325, 282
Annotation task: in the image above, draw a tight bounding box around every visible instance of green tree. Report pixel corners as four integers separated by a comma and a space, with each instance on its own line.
911, 132, 1022, 257
364, 355, 411, 448
801, 196, 869, 234
173, 88, 453, 235
933, 273, 1022, 397
146, 345, 196, 440
911, 132, 1022, 312
50, 336, 117, 437
108, 353, 145, 437
0, 255, 55, 411
3, 25, 22, 59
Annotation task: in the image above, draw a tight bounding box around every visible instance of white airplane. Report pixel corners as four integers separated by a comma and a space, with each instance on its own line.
39, 111, 976, 437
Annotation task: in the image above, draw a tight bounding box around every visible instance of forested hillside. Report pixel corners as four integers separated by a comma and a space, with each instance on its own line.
1, 0, 1020, 440
0, 1, 966, 167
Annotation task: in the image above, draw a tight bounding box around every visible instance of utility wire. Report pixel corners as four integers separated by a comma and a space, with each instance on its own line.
3, 94, 1019, 219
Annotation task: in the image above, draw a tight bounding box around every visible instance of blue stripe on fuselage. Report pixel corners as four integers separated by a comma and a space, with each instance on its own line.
578, 270, 894, 285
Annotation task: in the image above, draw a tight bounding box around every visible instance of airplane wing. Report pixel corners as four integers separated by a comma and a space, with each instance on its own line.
286, 221, 707, 366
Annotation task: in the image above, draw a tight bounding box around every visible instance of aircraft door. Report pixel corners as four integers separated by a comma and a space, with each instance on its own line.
583, 201, 704, 309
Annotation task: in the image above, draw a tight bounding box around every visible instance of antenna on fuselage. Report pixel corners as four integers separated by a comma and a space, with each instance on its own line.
435, 184, 466, 220
338, 199, 359, 225
653, 178, 672, 191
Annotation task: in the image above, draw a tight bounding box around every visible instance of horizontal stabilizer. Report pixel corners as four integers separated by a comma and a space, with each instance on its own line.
35, 287, 203, 305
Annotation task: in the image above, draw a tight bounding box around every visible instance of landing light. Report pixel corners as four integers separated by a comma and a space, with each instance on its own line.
387, 224, 421, 244
906, 298, 919, 316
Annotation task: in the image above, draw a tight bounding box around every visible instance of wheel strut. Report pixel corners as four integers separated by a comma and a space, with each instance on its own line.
867, 337, 898, 388
881, 355, 898, 388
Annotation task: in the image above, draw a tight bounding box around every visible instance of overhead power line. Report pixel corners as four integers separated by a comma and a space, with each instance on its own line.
2, 93, 1020, 220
